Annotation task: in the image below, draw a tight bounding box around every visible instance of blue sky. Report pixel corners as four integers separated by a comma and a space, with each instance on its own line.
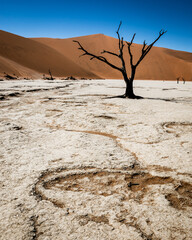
1, 0, 192, 52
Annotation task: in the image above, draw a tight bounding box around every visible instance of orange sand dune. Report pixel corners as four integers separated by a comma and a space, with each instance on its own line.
33, 34, 192, 81
0, 30, 98, 79
0, 30, 191, 80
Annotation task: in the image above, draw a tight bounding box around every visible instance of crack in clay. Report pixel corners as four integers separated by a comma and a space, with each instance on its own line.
147, 165, 192, 178
0, 92, 21, 100
42, 170, 173, 195
130, 223, 154, 240
47, 122, 180, 147
33, 167, 192, 210
45, 125, 141, 167
165, 182, 192, 209
65, 129, 118, 140
24, 84, 73, 93
128, 121, 192, 145
162, 122, 192, 134
0, 84, 73, 102
64, 129, 141, 167
124, 222, 154, 240
77, 214, 109, 226
115, 212, 157, 239
94, 115, 116, 120
30, 215, 43, 240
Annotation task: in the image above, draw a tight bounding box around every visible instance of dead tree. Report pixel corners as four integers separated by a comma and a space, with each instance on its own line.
73, 22, 166, 99
48, 68, 54, 80
4, 72, 17, 80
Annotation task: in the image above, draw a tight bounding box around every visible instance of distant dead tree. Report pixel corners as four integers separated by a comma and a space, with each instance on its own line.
48, 68, 54, 80
177, 76, 185, 84
74, 22, 166, 99
4, 72, 17, 80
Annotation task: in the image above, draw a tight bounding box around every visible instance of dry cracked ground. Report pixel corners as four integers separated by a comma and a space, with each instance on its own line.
0, 79, 192, 240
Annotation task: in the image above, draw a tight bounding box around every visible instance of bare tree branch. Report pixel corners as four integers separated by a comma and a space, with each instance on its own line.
73, 40, 122, 72
101, 50, 119, 57
117, 21, 122, 33
116, 22, 122, 49
126, 33, 136, 67
79, 53, 87, 57
142, 40, 147, 53
135, 29, 167, 67
130, 33, 136, 44
100, 22, 124, 60
116, 22, 127, 72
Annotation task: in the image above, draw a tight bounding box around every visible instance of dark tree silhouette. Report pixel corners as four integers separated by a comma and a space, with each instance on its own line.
73, 22, 166, 99
4, 72, 17, 80
48, 68, 54, 80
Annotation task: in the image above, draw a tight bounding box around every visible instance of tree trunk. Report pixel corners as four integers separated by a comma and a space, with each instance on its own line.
125, 80, 135, 98
123, 68, 141, 99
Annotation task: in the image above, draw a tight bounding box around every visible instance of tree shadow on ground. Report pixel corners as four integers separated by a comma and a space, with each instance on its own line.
103, 95, 181, 103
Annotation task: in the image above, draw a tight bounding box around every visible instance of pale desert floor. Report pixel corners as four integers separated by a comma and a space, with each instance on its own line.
0, 79, 192, 240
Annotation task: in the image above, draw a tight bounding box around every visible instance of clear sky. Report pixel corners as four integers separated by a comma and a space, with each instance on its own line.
1, 0, 192, 52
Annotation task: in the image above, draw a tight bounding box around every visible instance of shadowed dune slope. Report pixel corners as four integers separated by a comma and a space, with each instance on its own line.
33, 34, 192, 81
0, 30, 98, 78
